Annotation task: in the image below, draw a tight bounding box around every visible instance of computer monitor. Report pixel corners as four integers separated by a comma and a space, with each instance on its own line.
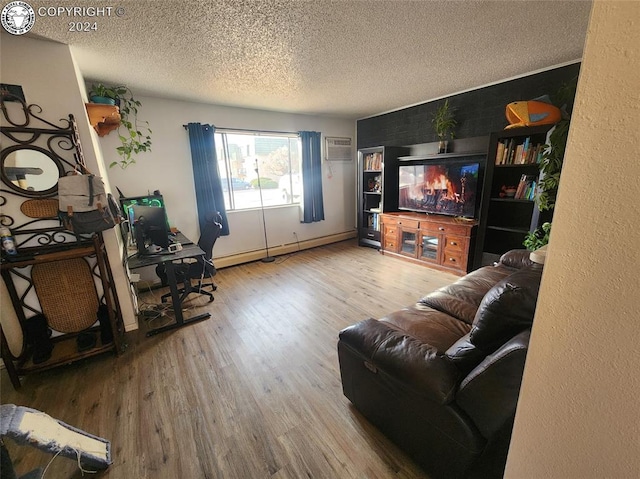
120, 195, 168, 226
120, 195, 170, 246
131, 204, 170, 254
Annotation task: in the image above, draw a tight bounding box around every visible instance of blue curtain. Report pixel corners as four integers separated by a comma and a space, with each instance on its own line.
187, 123, 229, 235
299, 131, 324, 223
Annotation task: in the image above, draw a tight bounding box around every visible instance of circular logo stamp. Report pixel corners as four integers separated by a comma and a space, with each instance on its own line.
1, 1, 36, 35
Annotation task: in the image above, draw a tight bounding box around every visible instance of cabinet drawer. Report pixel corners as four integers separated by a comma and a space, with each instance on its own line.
360, 229, 380, 242
442, 251, 466, 271
383, 236, 398, 252
383, 224, 398, 237
444, 235, 466, 253
381, 215, 400, 226
421, 223, 469, 235
396, 218, 420, 229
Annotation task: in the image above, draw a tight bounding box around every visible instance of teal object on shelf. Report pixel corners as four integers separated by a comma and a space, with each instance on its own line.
90, 95, 116, 105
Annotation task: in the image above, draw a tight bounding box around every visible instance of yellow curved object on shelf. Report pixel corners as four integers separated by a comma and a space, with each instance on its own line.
505, 100, 561, 129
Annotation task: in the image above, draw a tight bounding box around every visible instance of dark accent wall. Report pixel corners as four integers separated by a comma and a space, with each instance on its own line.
357, 63, 581, 149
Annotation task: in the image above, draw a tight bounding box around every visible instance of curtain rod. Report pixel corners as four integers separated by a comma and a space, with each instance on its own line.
182, 124, 299, 136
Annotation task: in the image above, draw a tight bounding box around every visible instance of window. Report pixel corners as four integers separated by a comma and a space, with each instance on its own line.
214, 131, 302, 210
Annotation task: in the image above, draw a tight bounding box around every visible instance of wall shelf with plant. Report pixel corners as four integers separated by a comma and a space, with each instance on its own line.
85, 103, 121, 137
86, 84, 152, 169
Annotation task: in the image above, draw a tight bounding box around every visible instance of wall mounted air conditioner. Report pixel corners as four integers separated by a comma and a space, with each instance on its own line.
325, 137, 353, 161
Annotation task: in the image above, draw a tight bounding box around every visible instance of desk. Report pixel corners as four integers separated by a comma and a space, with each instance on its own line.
127, 233, 211, 337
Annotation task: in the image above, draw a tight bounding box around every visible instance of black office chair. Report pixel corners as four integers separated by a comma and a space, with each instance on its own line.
159, 212, 222, 304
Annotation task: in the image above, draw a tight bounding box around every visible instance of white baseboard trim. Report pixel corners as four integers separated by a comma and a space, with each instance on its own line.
215, 230, 357, 269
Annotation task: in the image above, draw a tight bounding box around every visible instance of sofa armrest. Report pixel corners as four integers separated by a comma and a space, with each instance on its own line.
456, 329, 531, 438
445, 332, 486, 375
498, 249, 535, 269
339, 318, 461, 405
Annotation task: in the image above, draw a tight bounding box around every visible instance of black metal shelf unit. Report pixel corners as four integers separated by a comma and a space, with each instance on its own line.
357, 146, 408, 248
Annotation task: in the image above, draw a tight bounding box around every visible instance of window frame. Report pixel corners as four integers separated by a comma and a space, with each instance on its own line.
215, 129, 302, 212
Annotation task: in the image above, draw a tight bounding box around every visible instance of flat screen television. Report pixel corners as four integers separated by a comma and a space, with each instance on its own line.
398, 161, 480, 218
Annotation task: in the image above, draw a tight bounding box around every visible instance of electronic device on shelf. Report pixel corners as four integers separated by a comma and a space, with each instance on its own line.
398, 160, 481, 219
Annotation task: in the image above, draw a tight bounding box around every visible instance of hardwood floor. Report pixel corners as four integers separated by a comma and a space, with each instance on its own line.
1, 240, 458, 479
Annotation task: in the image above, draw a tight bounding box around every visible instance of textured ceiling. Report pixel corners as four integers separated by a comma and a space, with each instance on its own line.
25, 0, 592, 119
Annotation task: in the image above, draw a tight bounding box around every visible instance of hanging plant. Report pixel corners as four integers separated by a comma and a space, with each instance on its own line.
524, 77, 577, 250
536, 77, 577, 212
89, 83, 152, 169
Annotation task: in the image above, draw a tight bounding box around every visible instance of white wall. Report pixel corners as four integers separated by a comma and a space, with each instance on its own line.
505, 1, 640, 477
98, 95, 357, 259
1, 33, 137, 332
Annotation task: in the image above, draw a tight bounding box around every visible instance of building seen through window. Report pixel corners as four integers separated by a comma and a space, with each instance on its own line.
215, 132, 302, 210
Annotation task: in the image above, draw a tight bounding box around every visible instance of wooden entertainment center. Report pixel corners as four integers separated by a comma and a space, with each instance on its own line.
380, 212, 476, 275
358, 129, 559, 275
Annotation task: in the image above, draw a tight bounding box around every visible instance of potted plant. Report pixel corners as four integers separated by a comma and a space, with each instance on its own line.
89, 83, 153, 169
88, 83, 118, 105
432, 99, 457, 153
524, 221, 551, 251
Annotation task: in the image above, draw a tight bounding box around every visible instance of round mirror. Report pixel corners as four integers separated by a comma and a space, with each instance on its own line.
1, 146, 63, 197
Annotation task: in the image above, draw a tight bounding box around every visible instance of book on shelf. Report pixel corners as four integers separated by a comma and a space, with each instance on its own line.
367, 212, 380, 231
364, 152, 383, 170
514, 174, 537, 199
495, 137, 547, 165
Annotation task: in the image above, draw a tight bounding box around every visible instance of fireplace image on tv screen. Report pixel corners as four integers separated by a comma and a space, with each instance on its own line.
398, 162, 480, 218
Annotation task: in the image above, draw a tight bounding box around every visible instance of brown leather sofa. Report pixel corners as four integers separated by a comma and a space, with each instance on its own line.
338, 250, 542, 479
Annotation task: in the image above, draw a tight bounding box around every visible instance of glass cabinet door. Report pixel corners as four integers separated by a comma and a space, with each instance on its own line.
420, 233, 439, 262
400, 230, 417, 257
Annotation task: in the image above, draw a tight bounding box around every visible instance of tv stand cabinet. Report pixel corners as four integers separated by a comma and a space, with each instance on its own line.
380, 212, 477, 275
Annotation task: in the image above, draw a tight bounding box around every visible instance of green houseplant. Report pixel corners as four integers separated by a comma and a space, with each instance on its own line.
523, 221, 551, 251
432, 99, 457, 153
89, 83, 152, 169
88, 84, 118, 105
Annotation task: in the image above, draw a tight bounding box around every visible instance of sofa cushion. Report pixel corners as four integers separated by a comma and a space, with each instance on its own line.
381, 306, 471, 353
470, 265, 542, 352
498, 249, 535, 269
419, 264, 516, 324
339, 318, 461, 404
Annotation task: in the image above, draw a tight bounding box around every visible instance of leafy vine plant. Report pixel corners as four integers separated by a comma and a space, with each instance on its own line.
89, 84, 152, 168
524, 77, 577, 250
